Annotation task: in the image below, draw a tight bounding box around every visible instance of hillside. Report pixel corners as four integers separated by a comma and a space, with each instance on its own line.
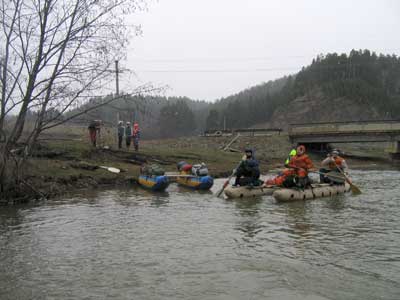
268, 89, 384, 129
64, 50, 400, 137
219, 50, 400, 129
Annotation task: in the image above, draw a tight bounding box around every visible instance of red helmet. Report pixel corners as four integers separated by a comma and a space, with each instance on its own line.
296, 145, 306, 155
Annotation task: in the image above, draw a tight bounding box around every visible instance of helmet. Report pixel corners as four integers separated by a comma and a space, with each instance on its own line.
331, 149, 339, 156
244, 148, 253, 153
296, 145, 306, 154
126, 122, 130, 125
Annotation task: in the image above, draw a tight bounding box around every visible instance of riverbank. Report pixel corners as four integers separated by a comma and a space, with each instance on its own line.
2, 130, 398, 204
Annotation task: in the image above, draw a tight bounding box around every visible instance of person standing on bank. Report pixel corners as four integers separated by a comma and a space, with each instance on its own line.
117, 121, 124, 149
132, 122, 140, 151
88, 120, 101, 147
125, 121, 132, 149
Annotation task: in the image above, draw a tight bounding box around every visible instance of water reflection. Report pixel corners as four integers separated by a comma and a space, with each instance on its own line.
230, 198, 264, 246
233, 197, 263, 217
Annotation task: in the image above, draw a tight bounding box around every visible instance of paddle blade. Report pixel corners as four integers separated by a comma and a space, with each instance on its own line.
350, 183, 362, 195
99, 166, 120, 173
107, 167, 121, 173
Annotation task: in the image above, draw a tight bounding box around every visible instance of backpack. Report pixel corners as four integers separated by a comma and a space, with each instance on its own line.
177, 161, 193, 173
191, 163, 209, 176
141, 164, 165, 176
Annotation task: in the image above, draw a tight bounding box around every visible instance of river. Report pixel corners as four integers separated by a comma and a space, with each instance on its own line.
1, 170, 399, 300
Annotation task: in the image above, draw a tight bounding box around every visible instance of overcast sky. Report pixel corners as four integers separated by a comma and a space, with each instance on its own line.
121, 0, 400, 101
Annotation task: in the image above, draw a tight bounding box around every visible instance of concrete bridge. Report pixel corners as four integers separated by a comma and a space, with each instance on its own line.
288, 120, 400, 159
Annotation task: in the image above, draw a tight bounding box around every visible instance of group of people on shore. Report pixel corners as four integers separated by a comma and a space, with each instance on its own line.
117, 121, 140, 151
87, 120, 141, 151
234, 145, 349, 188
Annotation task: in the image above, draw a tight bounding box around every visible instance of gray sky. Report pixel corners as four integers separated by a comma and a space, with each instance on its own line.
122, 0, 400, 101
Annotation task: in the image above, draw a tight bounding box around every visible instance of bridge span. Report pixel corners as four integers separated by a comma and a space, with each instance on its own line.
288, 120, 400, 159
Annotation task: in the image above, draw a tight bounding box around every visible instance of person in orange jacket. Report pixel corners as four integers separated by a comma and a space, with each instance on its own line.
266, 145, 314, 188
320, 149, 348, 184
288, 145, 314, 176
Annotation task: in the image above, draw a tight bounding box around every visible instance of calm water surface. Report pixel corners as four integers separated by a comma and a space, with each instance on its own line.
1, 170, 399, 300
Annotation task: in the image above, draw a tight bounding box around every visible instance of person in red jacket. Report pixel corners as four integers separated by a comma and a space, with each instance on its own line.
288, 145, 314, 176
266, 145, 314, 188
132, 122, 140, 151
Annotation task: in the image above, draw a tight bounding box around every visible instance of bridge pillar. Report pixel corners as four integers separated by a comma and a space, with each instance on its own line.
389, 141, 400, 160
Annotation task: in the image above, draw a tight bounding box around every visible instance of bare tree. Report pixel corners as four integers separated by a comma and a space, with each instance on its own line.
0, 0, 156, 195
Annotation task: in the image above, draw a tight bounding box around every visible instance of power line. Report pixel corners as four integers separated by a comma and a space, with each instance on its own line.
127, 55, 314, 63
131, 67, 300, 73
127, 49, 400, 63
124, 60, 400, 74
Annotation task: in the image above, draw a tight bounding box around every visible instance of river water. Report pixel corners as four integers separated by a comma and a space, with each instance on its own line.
1, 170, 399, 300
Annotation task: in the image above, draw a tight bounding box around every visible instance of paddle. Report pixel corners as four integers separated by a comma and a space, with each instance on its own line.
216, 161, 242, 197
309, 169, 361, 194
333, 162, 361, 195
311, 170, 345, 182
287, 165, 346, 183
164, 174, 196, 182
99, 166, 120, 173
165, 174, 196, 177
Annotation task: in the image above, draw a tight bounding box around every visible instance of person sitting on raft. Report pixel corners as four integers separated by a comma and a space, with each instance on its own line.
233, 148, 261, 187
319, 149, 348, 184
266, 145, 314, 188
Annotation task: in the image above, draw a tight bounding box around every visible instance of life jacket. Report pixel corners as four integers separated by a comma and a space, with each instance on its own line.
289, 154, 314, 175
328, 156, 345, 170
266, 175, 286, 186
285, 149, 297, 165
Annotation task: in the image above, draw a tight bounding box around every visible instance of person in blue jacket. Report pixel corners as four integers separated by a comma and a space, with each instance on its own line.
233, 148, 261, 186
125, 122, 132, 149
117, 121, 124, 149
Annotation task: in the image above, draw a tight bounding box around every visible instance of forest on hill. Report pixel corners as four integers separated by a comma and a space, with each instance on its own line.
66, 49, 400, 138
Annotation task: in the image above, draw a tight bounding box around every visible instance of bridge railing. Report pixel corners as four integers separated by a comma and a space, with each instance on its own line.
289, 121, 400, 135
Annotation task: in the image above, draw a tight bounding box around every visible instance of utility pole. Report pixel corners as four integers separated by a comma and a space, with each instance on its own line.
115, 60, 119, 96
223, 116, 226, 131
115, 60, 120, 124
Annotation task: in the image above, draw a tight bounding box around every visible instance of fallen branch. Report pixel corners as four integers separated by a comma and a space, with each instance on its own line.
227, 147, 241, 153
20, 179, 47, 199
221, 133, 240, 151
